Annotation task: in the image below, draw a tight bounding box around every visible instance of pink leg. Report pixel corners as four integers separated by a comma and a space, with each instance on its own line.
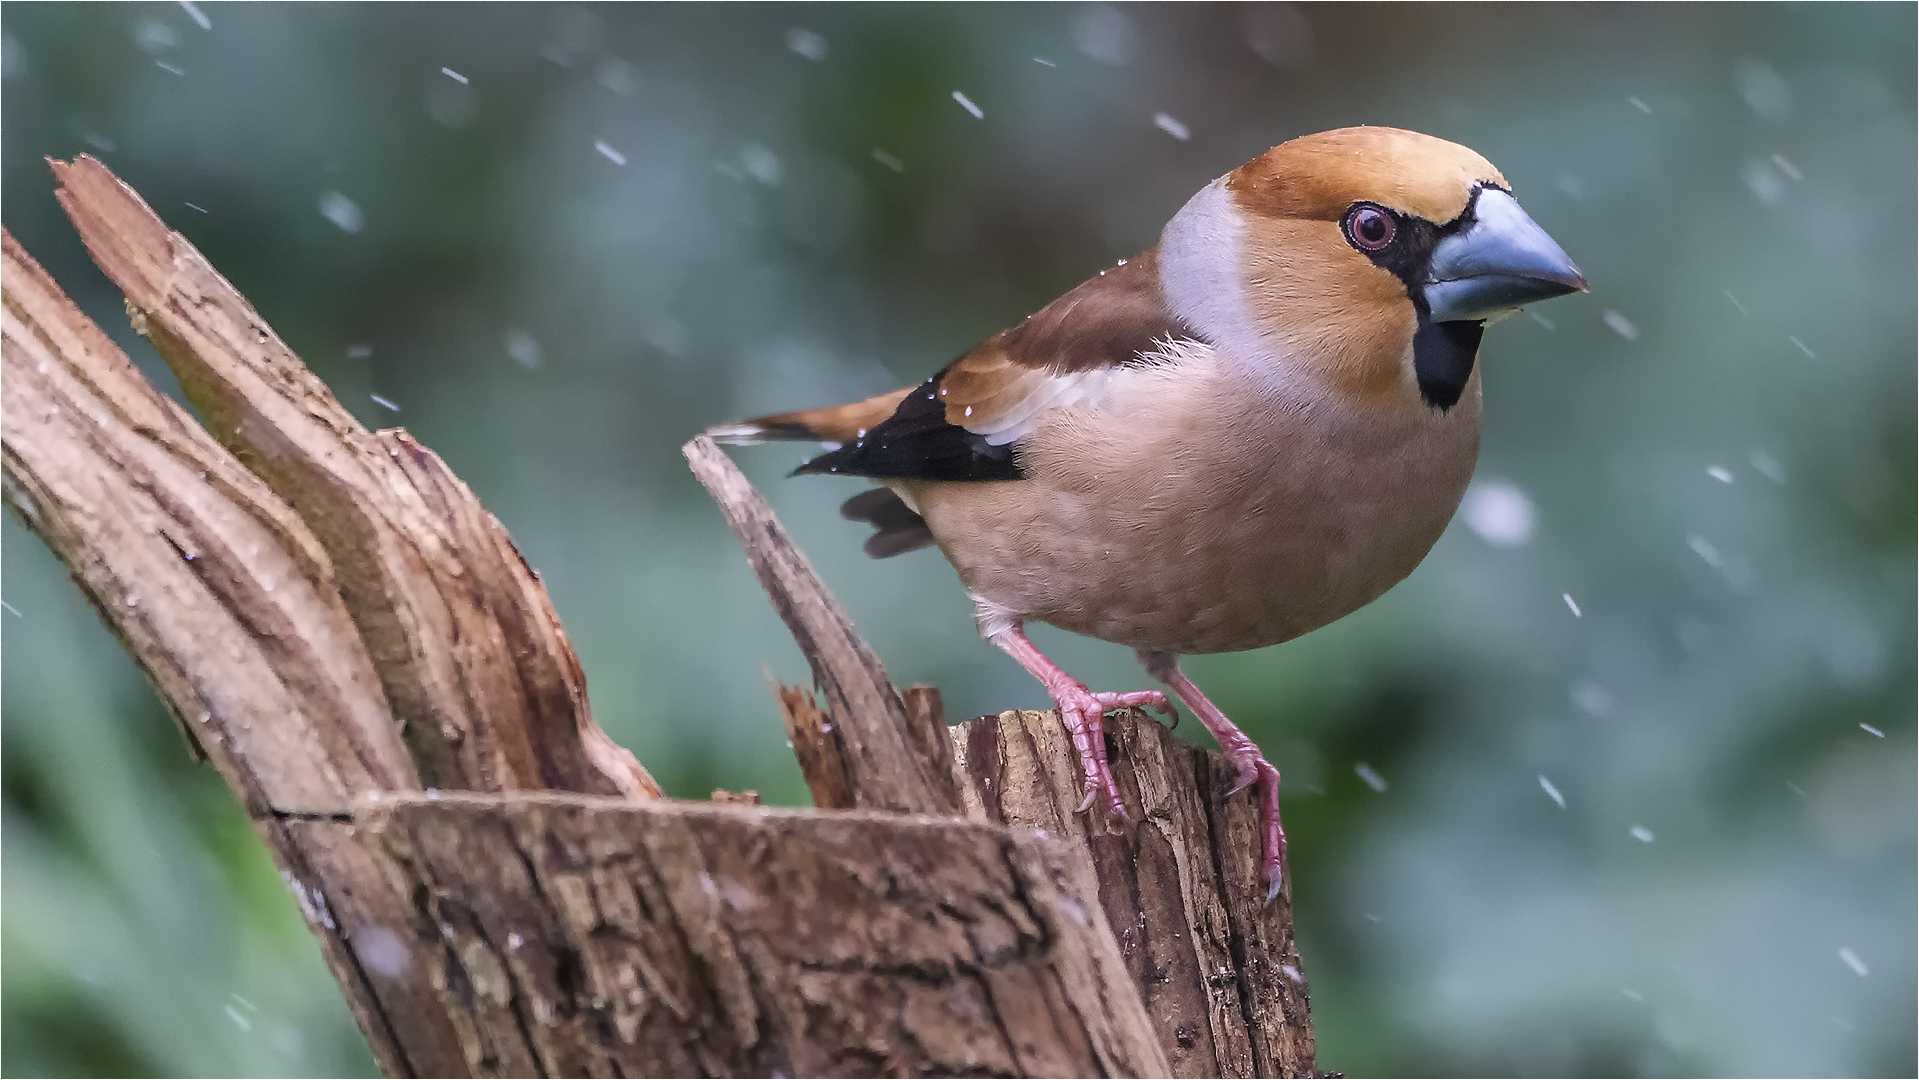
1140, 651, 1286, 904
989, 626, 1178, 822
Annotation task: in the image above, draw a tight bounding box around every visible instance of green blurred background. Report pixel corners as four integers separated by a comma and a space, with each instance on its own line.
3, 3, 1912, 1076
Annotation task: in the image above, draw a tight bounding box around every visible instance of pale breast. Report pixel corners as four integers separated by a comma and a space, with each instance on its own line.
907, 348, 1481, 655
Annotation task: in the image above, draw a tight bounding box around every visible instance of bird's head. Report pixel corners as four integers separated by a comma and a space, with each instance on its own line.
1164, 126, 1586, 411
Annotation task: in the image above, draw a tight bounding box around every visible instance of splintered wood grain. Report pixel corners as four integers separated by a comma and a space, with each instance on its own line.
363, 793, 1172, 1078
1, 226, 461, 1076
952, 708, 1318, 1078
48, 154, 656, 801
773, 680, 857, 810
0, 228, 413, 812
686, 434, 960, 816
774, 681, 958, 813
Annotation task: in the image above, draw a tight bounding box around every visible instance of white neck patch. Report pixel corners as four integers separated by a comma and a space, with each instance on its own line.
1158, 180, 1259, 352
1157, 179, 1328, 407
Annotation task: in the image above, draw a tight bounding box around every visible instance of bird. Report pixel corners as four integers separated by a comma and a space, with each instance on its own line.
710, 126, 1586, 901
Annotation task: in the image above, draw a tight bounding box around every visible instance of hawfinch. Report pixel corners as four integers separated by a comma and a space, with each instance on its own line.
713, 126, 1586, 899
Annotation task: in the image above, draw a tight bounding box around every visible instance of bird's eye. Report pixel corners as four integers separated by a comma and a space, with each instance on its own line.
1344, 205, 1396, 252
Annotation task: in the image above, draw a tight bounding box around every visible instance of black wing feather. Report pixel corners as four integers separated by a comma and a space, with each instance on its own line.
792, 376, 1022, 482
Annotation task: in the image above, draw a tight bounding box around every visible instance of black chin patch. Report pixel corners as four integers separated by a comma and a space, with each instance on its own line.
1411, 308, 1482, 411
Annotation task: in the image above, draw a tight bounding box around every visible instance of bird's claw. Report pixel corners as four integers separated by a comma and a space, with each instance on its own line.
1074, 781, 1128, 823
1071, 768, 1128, 824
1264, 862, 1284, 907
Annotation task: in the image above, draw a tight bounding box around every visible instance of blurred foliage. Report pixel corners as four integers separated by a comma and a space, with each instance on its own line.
2, 3, 1913, 1076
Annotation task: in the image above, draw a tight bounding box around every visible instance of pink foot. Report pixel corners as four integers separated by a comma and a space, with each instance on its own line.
1142, 652, 1288, 904
1054, 686, 1178, 820
989, 627, 1177, 823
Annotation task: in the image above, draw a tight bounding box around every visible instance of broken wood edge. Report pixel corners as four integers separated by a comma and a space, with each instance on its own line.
46, 153, 657, 801
355, 791, 1173, 1078
0, 226, 416, 811
901, 681, 959, 786
771, 678, 957, 814
685, 434, 960, 816
770, 676, 857, 810
1, 225, 461, 1077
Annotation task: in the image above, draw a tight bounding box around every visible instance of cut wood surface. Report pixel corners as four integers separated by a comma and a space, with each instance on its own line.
6, 155, 1320, 1078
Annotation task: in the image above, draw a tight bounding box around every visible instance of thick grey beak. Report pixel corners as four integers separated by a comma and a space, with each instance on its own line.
1423, 188, 1587, 323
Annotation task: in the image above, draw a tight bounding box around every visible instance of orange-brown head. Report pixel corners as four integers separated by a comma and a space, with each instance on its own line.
1230, 126, 1506, 225
1161, 126, 1585, 412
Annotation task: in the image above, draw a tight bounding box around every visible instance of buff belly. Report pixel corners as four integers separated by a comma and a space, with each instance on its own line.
907, 370, 1483, 656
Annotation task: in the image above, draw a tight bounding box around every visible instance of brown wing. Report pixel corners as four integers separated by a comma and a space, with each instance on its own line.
795, 247, 1195, 481
937, 247, 1187, 436
978, 247, 1182, 374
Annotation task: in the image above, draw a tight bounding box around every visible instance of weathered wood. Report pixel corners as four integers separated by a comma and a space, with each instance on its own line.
0, 228, 411, 807
49, 154, 656, 801
776, 679, 959, 813
953, 710, 1317, 1078
687, 434, 961, 816
359, 793, 1172, 1078
1, 226, 462, 1077
901, 682, 959, 788
276, 815, 475, 1075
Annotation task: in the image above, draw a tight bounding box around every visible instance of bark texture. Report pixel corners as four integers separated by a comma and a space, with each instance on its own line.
953, 710, 1317, 1078
358, 793, 1169, 1078
5, 155, 1320, 1077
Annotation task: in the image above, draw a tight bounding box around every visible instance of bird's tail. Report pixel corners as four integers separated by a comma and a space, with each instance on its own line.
704, 385, 935, 558
705, 386, 913, 447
